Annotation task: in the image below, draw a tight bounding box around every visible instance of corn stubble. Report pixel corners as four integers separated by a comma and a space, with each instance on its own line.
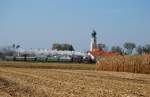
96, 55, 150, 74
0, 68, 150, 97
0, 62, 150, 97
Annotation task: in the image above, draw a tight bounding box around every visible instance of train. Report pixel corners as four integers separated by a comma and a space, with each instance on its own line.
4, 54, 95, 63
0, 47, 96, 63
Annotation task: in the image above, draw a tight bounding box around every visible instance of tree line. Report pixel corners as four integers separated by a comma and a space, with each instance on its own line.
52, 43, 74, 51
52, 42, 150, 55
0, 42, 150, 58
111, 42, 150, 55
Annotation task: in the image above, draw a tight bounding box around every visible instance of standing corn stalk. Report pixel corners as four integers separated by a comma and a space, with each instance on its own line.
96, 55, 150, 74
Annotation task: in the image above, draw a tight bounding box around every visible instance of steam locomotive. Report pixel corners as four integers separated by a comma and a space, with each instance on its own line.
4, 55, 94, 63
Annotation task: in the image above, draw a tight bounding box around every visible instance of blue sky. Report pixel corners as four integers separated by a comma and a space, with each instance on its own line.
0, 0, 150, 51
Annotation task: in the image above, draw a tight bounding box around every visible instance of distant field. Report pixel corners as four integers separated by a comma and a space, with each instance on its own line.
0, 61, 95, 70
0, 61, 150, 97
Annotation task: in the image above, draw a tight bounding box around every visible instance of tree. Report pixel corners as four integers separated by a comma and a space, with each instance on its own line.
123, 42, 136, 55
97, 43, 106, 51
143, 44, 150, 54
111, 46, 123, 55
52, 43, 62, 51
136, 45, 143, 55
62, 44, 74, 51
52, 43, 74, 51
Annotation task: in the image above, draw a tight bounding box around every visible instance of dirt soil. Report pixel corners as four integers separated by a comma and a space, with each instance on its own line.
0, 67, 150, 97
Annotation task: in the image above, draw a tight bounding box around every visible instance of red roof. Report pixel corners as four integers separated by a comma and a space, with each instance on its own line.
89, 48, 119, 58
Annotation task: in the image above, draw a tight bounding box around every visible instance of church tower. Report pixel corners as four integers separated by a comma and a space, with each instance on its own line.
90, 30, 97, 51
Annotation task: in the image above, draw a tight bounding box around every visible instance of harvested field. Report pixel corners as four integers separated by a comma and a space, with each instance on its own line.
0, 61, 150, 97
0, 61, 95, 70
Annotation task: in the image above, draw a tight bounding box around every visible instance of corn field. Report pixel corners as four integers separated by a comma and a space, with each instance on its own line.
96, 55, 150, 74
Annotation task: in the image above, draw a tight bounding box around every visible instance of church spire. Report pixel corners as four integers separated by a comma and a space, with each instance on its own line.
90, 30, 97, 51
